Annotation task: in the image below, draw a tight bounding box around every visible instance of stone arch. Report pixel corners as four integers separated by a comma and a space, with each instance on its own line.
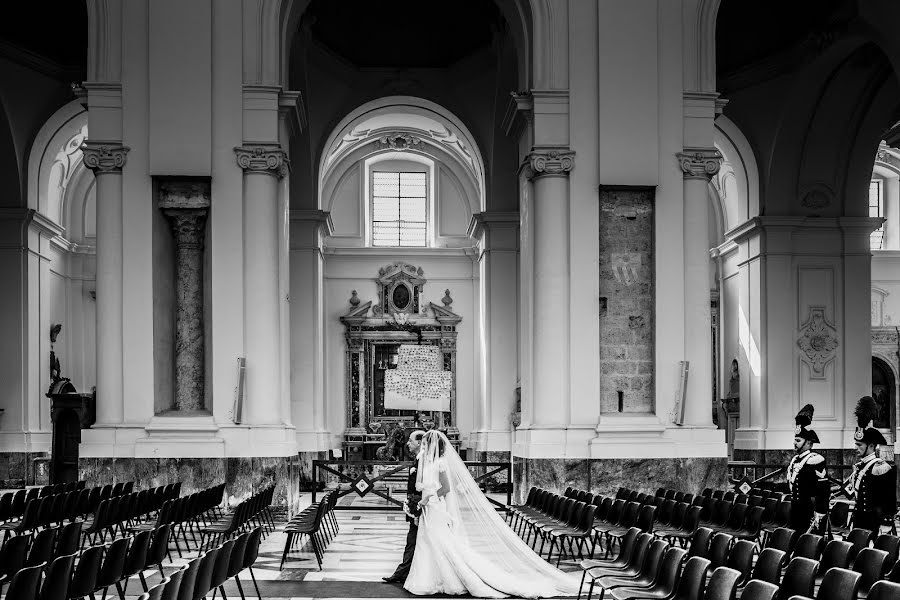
27, 101, 92, 229
764, 40, 900, 217
319, 96, 486, 213
714, 115, 760, 236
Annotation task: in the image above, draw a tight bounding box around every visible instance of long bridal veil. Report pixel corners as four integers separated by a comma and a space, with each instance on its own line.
415, 430, 581, 596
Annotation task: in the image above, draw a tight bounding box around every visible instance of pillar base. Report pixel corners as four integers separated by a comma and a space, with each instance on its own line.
469, 429, 513, 452
590, 413, 727, 459
295, 429, 333, 452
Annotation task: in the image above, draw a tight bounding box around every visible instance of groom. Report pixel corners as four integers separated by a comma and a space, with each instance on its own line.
383, 429, 425, 584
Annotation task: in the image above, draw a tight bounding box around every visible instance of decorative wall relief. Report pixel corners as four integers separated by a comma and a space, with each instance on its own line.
797, 306, 838, 379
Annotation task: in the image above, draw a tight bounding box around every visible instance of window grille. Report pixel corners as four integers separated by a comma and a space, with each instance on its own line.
372, 171, 427, 247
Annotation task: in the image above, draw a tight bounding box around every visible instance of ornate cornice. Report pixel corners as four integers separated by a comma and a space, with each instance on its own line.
522, 149, 575, 180
81, 141, 129, 174
234, 145, 289, 178
676, 148, 722, 180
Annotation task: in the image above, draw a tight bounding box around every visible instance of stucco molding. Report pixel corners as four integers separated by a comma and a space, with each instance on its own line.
81, 142, 129, 174
234, 145, 289, 178
677, 148, 723, 180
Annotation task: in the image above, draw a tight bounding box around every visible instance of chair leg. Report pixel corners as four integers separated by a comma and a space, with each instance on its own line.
115, 580, 126, 600
234, 575, 246, 600
280, 532, 294, 570
249, 566, 262, 598
139, 571, 148, 592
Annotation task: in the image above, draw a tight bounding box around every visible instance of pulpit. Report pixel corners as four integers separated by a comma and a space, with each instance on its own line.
47, 380, 95, 484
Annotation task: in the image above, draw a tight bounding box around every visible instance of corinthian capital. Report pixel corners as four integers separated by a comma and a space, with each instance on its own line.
81, 141, 129, 174
234, 145, 289, 178
676, 148, 723, 180
522, 148, 575, 180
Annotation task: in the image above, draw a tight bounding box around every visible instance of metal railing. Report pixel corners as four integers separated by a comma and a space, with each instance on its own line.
311, 459, 511, 511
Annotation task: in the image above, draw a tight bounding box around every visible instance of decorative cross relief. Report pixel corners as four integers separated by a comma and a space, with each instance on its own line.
797, 306, 839, 379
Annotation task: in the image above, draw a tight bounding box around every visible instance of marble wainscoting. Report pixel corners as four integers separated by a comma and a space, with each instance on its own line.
298, 451, 328, 492
79, 456, 301, 514
473, 451, 512, 491
512, 457, 729, 502
0, 451, 50, 488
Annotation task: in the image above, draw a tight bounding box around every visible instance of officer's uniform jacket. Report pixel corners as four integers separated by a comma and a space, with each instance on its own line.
787, 450, 831, 531
848, 452, 896, 530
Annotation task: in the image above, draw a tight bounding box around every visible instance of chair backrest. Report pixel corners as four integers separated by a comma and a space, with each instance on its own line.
26, 525, 58, 567
709, 500, 731, 526
815, 567, 860, 600
146, 523, 172, 567
41, 552, 77, 600
161, 566, 184, 600
868, 580, 900, 600
724, 502, 748, 529
752, 547, 786, 585
658, 499, 676, 525
780, 556, 818, 599
670, 502, 689, 528
688, 527, 714, 559
874, 534, 900, 570
844, 528, 873, 560
819, 540, 853, 573
640, 539, 669, 579
681, 505, 702, 534
56, 519, 83, 558
69, 544, 105, 597
793, 533, 825, 561
6, 562, 45, 599
703, 566, 741, 600
243, 526, 263, 568
760, 498, 778, 523
852, 547, 889, 592
176, 557, 202, 600
740, 579, 778, 600
654, 547, 688, 596
123, 529, 152, 578
708, 532, 733, 569
674, 556, 711, 600
621, 501, 641, 528
211, 538, 235, 588
766, 527, 797, 554
637, 504, 656, 533
627, 533, 654, 571
97, 535, 131, 587
147, 577, 170, 600
192, 547, 219, 600
0, 533, 30, 577
726, 540, 755, 585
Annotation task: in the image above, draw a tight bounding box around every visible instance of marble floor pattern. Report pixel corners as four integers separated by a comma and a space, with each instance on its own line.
45, 492, 584, 599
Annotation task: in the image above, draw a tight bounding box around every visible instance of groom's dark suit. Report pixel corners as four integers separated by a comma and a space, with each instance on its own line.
387, 461, 420, 582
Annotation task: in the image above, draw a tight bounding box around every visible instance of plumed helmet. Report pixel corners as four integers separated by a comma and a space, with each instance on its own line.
853, 396, 884, 445
794, 404, 819, 443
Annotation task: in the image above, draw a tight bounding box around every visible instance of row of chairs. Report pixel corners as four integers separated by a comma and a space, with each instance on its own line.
128, 483, 223, 558
0, 521, 84, 594
509, 488, 602, 563
82, 486, 175, 545
140, 526, 264, 600
198, 485, 274, 551
579, 525, 900, 600
0, 522, 171, 600
0, 482, 87, 524
281, 489, 339, 570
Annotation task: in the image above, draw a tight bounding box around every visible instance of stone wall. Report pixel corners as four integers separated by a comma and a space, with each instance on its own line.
79, 455, 301, 515
0, 451, 50, 488
512, 456, 728, 503
599, 186, 655, 413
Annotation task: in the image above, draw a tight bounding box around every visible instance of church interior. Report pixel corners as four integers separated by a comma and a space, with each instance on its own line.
1, 0, 900, 597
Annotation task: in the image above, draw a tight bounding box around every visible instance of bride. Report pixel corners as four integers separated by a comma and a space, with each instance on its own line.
404, 430, 580, 598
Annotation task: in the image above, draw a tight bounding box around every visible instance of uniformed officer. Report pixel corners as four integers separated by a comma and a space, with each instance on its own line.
787, 404, 830, 534
847, 396, 897, 533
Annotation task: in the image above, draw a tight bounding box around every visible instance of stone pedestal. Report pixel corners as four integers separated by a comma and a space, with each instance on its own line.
158, 179, 210, 411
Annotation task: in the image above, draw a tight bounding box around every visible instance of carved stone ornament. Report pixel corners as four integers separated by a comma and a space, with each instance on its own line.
676, 149, 722, 180
800, 184, 834, 210
797, 306, 839, 379
876, 141, 890, 163
523, 149, 575, 180
81, 141, 130, 173
378, 132, 422, 151
871, 329, 899, 346
234, 145, 289, 178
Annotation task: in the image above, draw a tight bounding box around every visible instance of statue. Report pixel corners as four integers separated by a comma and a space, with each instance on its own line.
375, 427, 408, 461
49, 324, 63, 384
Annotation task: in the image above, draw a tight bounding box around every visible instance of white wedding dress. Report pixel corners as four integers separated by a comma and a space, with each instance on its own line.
404, 431, 580, 598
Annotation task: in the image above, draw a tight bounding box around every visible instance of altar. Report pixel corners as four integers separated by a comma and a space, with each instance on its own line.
340, 262, 462, 461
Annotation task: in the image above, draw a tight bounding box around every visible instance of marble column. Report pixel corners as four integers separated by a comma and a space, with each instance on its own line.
676, 148, 722, 426
158, 180, 210, 411
525, 150, 574, 427
81, 141, 129, 425
235, 145, 287, 425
